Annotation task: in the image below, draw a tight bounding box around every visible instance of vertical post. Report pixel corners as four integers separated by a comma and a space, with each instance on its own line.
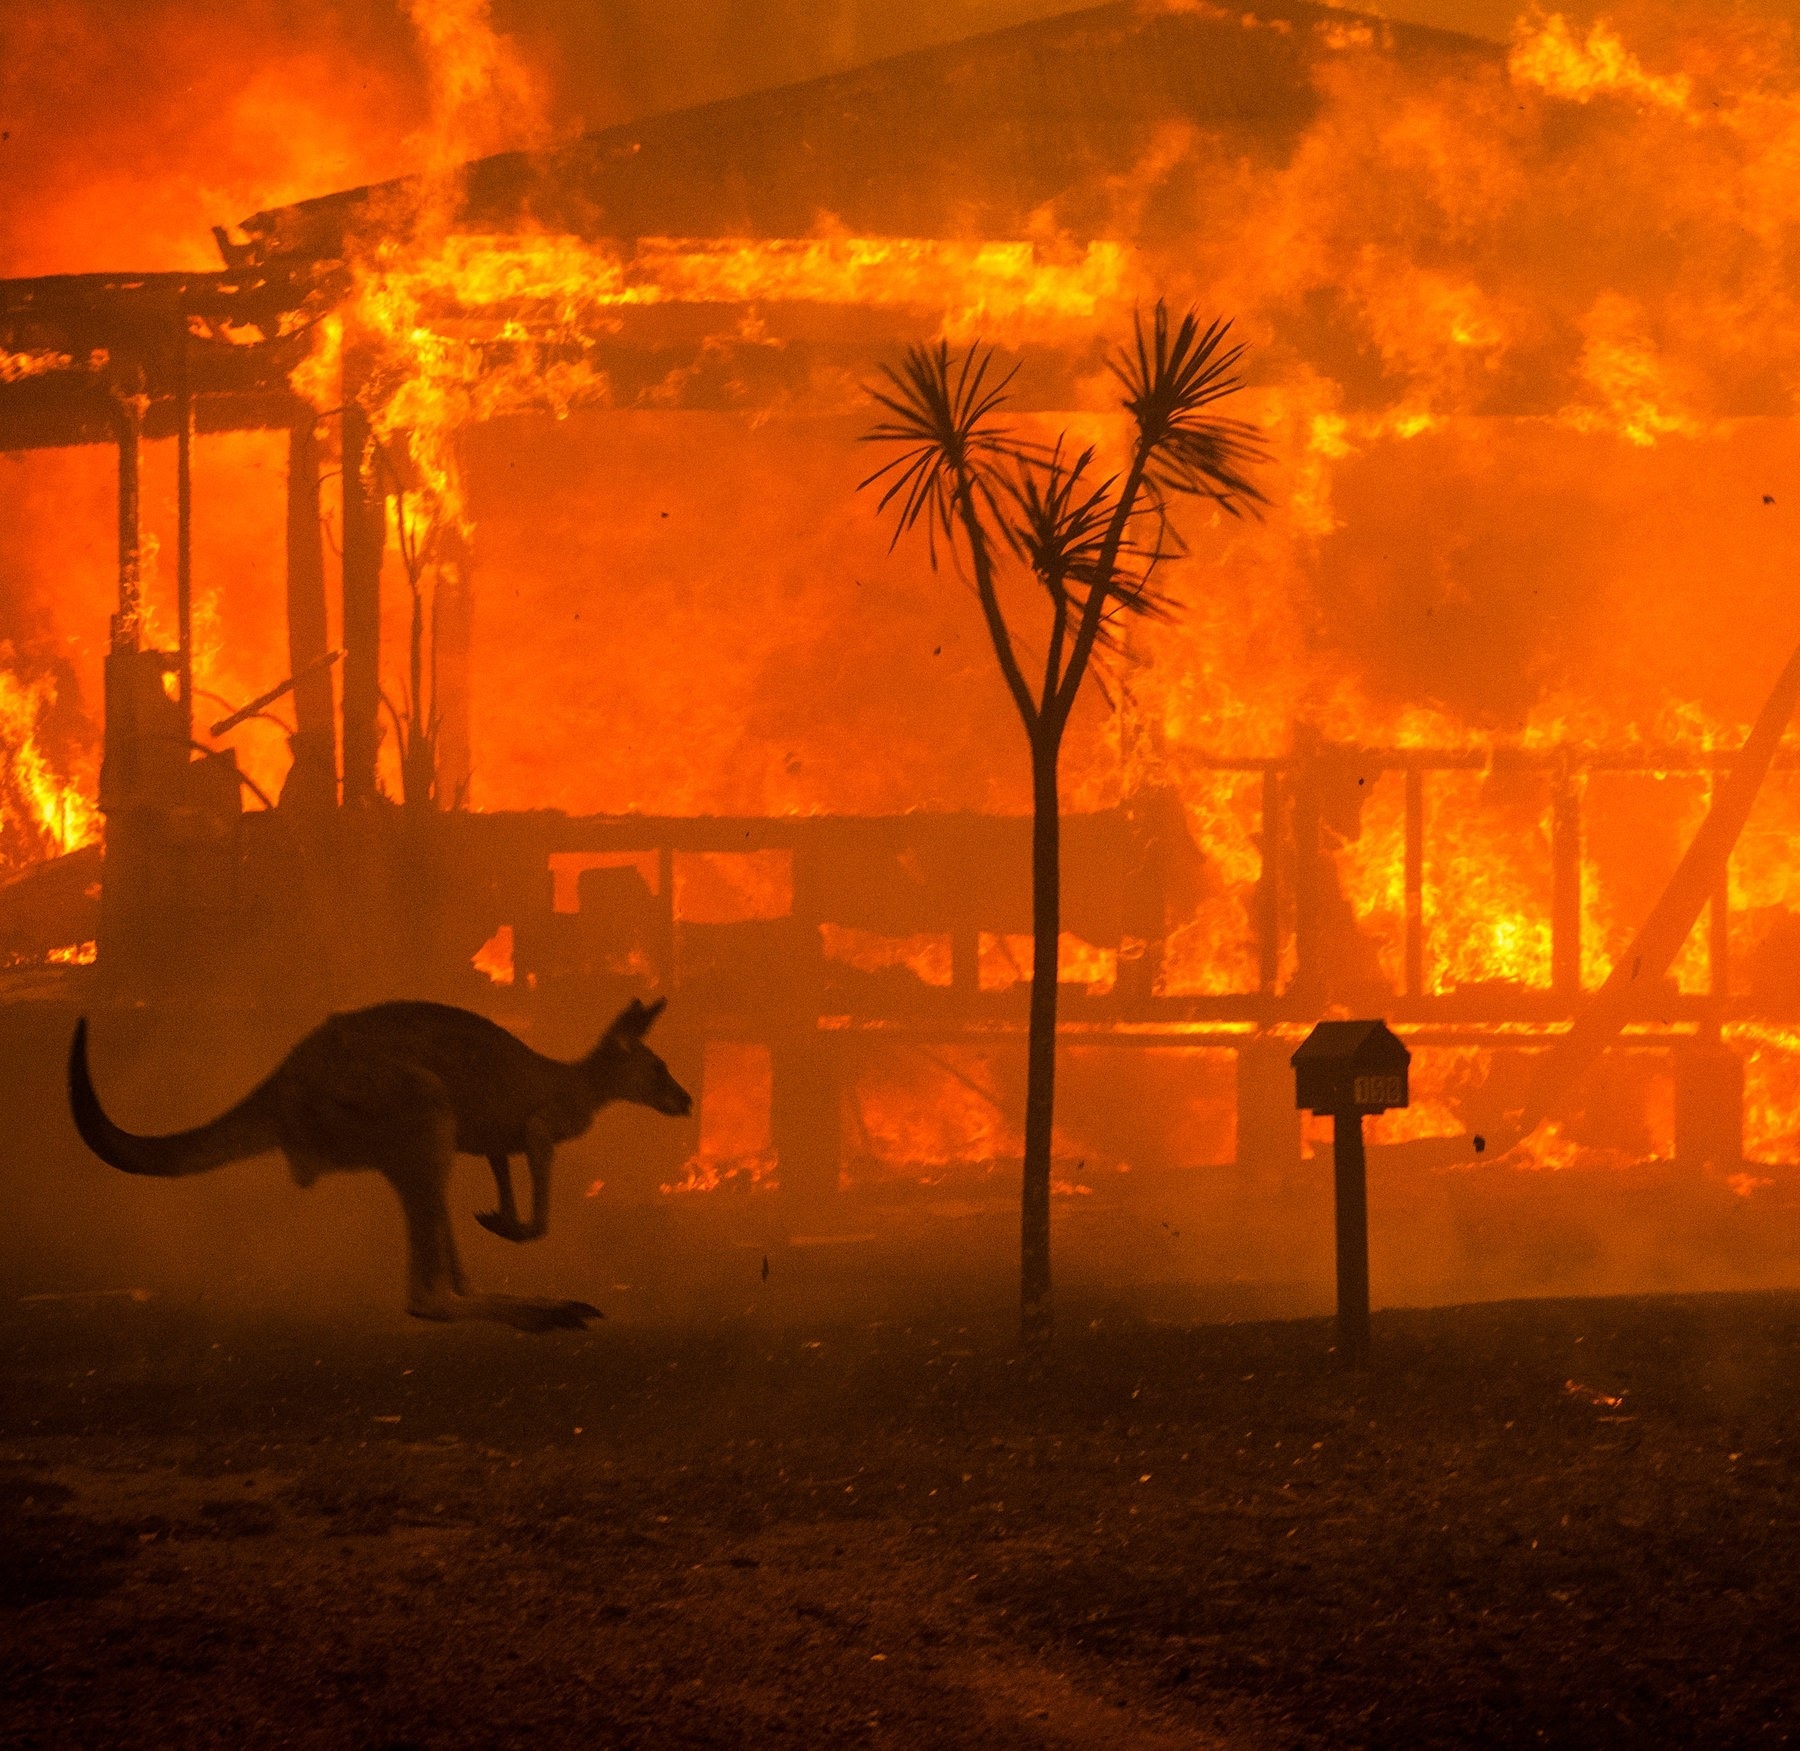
284, 413, 337, 813
286, 416, 333, 738
1403, 765, 1424, 998
1258, 766, 1280, 994
340, 387, 383, 806
112, 390, 142, 653
1332, 1109, 1370, 1370
1552, 765, 1582, 1001
175, 343, 193, 732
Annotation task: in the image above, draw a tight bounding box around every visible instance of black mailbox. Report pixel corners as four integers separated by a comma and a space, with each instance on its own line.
1291, 1020, 1410, 1115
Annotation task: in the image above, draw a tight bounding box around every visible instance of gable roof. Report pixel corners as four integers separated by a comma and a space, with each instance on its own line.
237, 1, 1493, 263
1289, 1018, 1411, 1067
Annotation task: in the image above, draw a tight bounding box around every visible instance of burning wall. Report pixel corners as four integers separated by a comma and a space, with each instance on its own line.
11, 0, 1800, 1275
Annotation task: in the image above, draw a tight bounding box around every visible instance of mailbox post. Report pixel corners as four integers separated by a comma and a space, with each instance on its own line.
1291, 1020, 1410, 1370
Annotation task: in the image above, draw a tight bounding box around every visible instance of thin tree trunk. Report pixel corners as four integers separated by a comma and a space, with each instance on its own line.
1021, 726, 1061, 1345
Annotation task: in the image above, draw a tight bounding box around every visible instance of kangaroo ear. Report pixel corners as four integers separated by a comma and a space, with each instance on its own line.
609, 997, 666, 1041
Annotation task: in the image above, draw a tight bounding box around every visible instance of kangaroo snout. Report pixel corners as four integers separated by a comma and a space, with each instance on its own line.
658, 1079, 695, 1119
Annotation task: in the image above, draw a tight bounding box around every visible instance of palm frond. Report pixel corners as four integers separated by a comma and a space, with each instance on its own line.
1112, 303, 1270, 518
1003, 442, 1170, 638
1002, 443, 1113, 583
859, 340, 1028, 564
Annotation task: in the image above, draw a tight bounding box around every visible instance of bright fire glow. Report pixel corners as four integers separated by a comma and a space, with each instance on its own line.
15, 1, 1800, 1186
0, 656, 99, 873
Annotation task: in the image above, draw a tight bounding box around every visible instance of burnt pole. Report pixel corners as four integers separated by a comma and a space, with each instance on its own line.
285, 412, 338, 808
1291, 1020, 1410, 1371
112, 383, 143, 653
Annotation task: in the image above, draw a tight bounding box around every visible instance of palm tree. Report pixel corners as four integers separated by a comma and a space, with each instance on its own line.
863, 304, 1266, 1344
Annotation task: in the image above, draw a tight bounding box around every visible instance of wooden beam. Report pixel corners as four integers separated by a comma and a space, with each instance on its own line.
285, 417, 334, 745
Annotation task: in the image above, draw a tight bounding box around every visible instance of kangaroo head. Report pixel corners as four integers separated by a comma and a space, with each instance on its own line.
586, 997, 693, 1117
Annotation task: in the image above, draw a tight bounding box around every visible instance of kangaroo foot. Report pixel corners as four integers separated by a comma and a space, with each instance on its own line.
408, 1292, 600, 1331
474, 1209, 531, 1242
475, 1293, 602, 1332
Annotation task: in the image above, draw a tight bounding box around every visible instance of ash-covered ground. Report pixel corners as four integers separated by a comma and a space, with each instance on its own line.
3, 1293, 1797, 1750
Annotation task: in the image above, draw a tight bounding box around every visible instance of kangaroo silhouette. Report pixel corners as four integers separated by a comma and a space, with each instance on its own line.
68, 997, 693, 1332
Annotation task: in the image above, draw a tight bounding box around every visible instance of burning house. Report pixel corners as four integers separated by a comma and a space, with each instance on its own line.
7, 0, 1800, 1308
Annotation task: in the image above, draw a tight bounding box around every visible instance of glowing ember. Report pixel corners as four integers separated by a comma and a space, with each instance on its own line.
471, 923, 514, 985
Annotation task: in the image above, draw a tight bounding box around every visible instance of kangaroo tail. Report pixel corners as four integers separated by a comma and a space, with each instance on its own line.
68, 1019, 276, 1178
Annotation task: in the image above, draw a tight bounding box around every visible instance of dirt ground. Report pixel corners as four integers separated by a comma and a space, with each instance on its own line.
2, 1291, 1797, 1750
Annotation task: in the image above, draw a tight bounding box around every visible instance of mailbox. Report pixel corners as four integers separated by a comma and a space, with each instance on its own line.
1291, 1020, 1410, 1115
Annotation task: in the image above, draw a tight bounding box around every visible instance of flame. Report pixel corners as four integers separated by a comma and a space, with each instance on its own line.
0, 655, 99, 873
401, 0, 548, 171
848, 1046, 1015, 1179
1564, 292, 1703, 447
1509, 14, 1693, 114
821, 924, 953, 988
471, 923, 514, 984
304, 230, 1133, 534
662, 1040, 778, 1194
978, 932, 1118, 994
17, 3, 1800, 1197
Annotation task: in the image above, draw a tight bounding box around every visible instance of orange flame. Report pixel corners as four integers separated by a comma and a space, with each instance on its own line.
0, 654, 99, 873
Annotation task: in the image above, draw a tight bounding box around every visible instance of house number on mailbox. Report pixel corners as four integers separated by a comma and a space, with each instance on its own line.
1353, 1074, 1404, 1107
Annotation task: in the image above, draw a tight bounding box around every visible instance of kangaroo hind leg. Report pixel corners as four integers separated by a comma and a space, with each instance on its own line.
392, 1104, 465, 1322
383, 1088, 597, 1330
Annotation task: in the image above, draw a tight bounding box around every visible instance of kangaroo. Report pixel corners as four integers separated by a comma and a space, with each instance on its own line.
68, 997, 693, 1332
